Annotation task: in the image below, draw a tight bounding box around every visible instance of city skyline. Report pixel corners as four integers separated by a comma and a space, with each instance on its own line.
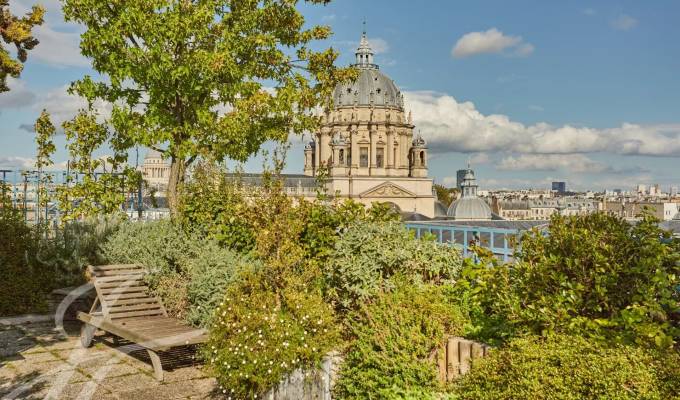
1, 0, 679, 191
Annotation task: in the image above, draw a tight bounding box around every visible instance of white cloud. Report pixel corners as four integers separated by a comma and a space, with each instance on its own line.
9, 0, 88, 68
31, 24, 88, 68
497, 154, 610, 173
0, 156, 36, 169
28, 85, 112, 132
611, 14, 638, 31
367, 37, 389, 54
404, 90, 680, 157
452, 28, 533, 58
0, 78, 36, 108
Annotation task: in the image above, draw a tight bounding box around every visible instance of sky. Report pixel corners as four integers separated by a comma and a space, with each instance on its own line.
1, 0, 680, 191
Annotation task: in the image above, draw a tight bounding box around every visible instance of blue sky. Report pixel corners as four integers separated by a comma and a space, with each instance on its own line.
1, 0, 679, 191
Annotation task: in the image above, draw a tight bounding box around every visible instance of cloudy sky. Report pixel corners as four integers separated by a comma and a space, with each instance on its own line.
1, 0, 679, 191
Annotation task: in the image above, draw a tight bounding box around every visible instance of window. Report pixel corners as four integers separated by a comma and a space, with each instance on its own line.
339, 149, 344, 164
419, 151, 425, 165
393, 148, 397, 166
376, 147, 384, 168
360, 147, 369, 167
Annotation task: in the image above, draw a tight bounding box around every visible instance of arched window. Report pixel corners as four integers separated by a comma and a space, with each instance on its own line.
339, 149, 344, 164
419, 151, 425, 165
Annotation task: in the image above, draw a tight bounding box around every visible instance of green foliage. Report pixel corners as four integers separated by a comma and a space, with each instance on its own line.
34, 109, 55, 170
453, 334, 680, 400
334, 282, 467, 399
177, 162, 255, 253
61, 0, 357, 212
0, 207, 117, 316
433, 184, 457, 207
56, 110, 140, 222
459, 213, 680, 348
101, 219, 204, 318
325, 221, 462, 311
0, 0, 44, 92
0, 202, 44, 315
186, 243, 263, 327
206, 269, 340, 398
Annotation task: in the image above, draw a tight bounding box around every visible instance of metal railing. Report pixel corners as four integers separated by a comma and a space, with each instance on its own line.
405, 222, 520, 261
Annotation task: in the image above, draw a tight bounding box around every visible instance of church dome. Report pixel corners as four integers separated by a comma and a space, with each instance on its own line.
447, 166, 492, 220
447, 197, 493, 220
332, 30, 404, 109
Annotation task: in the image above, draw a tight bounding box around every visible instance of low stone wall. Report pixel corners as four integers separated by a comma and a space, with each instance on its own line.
264, 351, 343, 400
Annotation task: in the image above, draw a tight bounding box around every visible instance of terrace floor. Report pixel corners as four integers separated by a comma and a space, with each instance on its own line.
0, 320, 218, 399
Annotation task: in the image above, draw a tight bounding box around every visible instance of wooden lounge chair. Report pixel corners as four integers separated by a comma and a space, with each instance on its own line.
77, 264, 207, 380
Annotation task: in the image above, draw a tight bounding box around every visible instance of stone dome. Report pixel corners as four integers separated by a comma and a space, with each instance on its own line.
447, 197, 493, 220
333, 68, 403, 109
332, 30, 403, 109
447, 166, 492, 220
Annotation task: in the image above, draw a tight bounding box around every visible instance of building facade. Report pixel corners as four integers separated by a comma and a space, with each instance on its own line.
303, 30, 436, 217
141, 149, 170, 192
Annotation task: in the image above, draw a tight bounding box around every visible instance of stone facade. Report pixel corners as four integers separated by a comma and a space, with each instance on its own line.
304, 30, 435, 217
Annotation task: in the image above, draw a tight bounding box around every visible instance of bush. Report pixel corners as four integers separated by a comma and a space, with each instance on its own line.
205, 269, 341, 398
453, 334, 680, 400
460, 213, 680, 347
186, 243, 263, 327
0, 205, 46, 315
334, 282, 468, 399
0, 204, 118, 316
325, 221, 462, 311
101, 219, 206, 318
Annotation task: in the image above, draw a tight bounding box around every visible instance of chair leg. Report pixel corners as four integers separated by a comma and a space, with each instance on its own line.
80, 324, 96, 348
147, 349, 164, 381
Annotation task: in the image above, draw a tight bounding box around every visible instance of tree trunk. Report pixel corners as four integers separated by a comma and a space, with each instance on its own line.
167, 157, 186, 216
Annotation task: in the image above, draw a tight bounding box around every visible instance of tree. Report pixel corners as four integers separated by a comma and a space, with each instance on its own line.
34, 109, 55, 221
434, 183, 457, 207
0, 0, 44, 92
62, 0, 356, 213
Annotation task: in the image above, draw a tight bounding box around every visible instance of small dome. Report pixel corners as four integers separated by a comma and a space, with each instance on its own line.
447, 197, 493, 220
145, 149, 163, 159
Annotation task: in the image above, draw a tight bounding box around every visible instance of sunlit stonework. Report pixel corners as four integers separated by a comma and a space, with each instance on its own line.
303, 29, 436, 217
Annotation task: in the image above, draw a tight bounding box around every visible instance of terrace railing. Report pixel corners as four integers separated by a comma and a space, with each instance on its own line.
405, 222, 520, 261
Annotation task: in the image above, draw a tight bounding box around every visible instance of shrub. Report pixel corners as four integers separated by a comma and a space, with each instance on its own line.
453, 334, 680, 400
325, 221, 462, 311
186, 243, 263, 327
177, 162, 255, 252
101, 219, 205, 318
205, 269, 341, 398
0, 203, 118, 316
460, 213, 680, 347
0, 205, 46, 315
334, 282, 468, 399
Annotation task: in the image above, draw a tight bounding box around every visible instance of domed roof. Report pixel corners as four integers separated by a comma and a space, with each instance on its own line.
447, 165, 492, 220
332, 30, 403, 109
145, 148, 163, 159
447, 197, 493, 220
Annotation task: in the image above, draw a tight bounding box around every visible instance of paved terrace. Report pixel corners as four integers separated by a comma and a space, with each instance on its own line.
0, 320, 217, 399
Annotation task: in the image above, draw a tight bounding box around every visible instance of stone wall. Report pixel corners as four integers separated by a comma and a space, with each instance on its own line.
264, 351, 343, 400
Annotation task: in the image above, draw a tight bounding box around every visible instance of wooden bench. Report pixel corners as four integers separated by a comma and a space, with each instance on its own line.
77, 264, 207, 380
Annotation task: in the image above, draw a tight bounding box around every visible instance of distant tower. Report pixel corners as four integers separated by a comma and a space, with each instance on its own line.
409, 133, 428, 178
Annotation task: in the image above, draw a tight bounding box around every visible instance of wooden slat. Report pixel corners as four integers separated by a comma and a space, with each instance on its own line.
100, 285, 148, 295
108, 297, 160, 307
91, 264, 143, 271
91, 269, 145, 277
97, 279, 145, 289
109, 309, 165, 320
102, 292, 150, 301
108, 303, 163, 314
94, 274, 145, 283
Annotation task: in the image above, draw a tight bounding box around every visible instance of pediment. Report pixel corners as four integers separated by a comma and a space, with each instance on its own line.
359, 181, 416, 198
